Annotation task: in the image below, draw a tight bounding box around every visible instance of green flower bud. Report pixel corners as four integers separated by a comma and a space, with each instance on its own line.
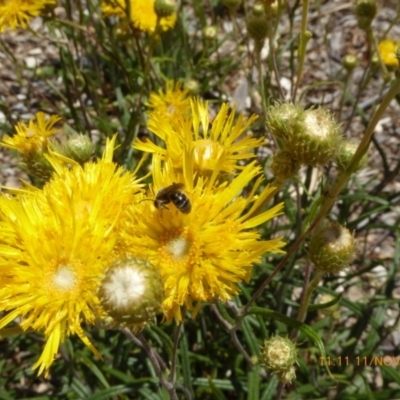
276, 365, 296, 385
342, 54, 359, 72
266, 104, 342, 166
154, 0, 177, 18
64, 134, 94, 164
335, 140, 367, 172
262, 336, 297, 373
308, 220, 355, 274
315, 293, 340, 317
22, 152, 54, 181
98, 256, 164, 325
271, 150, 301, 181
203, 25, 218, 41
355, 0, 377, 30
184, 79, 200, 95
21, 137, 63, 181
246, 4, 269, 43
266, 103, 304, 140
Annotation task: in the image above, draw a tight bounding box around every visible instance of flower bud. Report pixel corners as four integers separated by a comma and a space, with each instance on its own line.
308, 220, 355, 274
262, 336, 297, 373
335, 140, 367, 172
184, 79, 200, 95
315, 293, 340, 317
355, 0, 377, 31
276, 365, 296, 385
203, 25, 218, 41
98, 256, 164, 325
266, 103, 304, 140
342, 54, 359, 72
246, 4, 269, 43
154, 0, 177, 18
64, 134, 94, 164
22, 151, 55, 181
271, 150, 301, 181
266, 104, 342, 166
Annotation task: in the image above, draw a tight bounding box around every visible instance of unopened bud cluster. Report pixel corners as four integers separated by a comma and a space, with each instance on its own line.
266, 103, 342, 168
308, 220, 355, 274
262, 336, 297, 384
98, 256, 163, 326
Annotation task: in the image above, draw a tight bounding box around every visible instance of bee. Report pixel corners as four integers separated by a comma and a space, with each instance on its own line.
154, 183, 191, 214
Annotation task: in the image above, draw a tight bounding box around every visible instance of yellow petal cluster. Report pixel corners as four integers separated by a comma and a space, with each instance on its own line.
146, 80, 192, 125
378, 39, 399, 69
0, 0, 56, 32
135, 98, 265, 177
1, 112, 61, 156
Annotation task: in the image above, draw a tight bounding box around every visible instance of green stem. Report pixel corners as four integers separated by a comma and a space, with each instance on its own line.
296, 270, 324, 325
292, 0, 310, 101
256, 41, 268, 117
337, 70, 352, 122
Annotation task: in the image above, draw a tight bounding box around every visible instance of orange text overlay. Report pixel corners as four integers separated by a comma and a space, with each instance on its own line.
320, 356, 400, 367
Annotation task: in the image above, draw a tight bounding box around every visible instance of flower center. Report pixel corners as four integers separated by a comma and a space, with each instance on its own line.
167, 104, 176, 115
193, 139, 224, 172
166, 236, 189, 260
51, 264, 77, 291
159, 228, 200, 270
25, 128, 36, 138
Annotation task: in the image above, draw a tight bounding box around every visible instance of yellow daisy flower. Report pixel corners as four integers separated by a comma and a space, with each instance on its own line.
120, 153, 285, 322
134, 99, 265, 177
146, 80, 192, 123
378, 39, 399, 69
0, 0, 56, 32
0, 136, 142, 376
1, 111, 61, 157
101, 0, 177, 34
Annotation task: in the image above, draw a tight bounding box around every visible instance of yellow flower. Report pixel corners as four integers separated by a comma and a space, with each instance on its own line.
0, 0, 56, 32
101, 0, 176, 33
1, 111, 61, 156
120, 153, 285, 322
146, 80, 192, 123
134, 99, 265, 177
378, 39, 399, 69
0, 136, 142, 376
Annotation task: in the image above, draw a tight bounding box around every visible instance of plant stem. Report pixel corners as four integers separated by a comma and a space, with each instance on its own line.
292, 0, 310, 101
295, 270, 324, 325
256, 41, 268, 118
